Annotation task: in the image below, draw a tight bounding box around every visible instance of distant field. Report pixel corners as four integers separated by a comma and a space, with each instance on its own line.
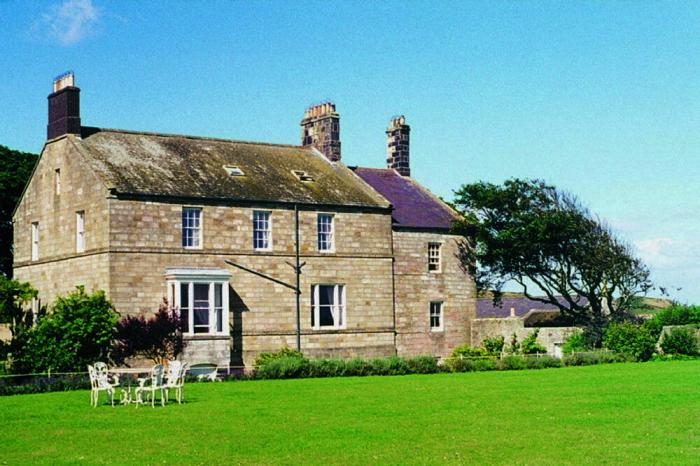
1, 361, 698, 465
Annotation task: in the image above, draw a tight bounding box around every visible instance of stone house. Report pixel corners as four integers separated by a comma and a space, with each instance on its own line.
12, 74, 476, 367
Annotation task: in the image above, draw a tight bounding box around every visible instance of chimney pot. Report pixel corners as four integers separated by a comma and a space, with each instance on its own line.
300, 101, 341, 161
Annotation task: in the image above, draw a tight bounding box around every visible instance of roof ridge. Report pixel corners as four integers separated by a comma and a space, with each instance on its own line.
354, 166, 396, 173
81, 126, 306, 150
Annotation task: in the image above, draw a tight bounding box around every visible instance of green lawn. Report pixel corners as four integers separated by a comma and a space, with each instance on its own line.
1, 362, 699, 465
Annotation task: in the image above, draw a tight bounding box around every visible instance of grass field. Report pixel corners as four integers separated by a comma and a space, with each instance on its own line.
1, 361, 699, 465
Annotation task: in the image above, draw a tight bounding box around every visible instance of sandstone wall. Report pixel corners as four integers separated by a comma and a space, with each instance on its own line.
107, 199, 395, 366
13, 136, 111, 303
393, 231, 475, 359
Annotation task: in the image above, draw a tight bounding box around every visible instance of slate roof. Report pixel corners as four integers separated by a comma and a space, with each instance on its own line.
477, 296, 588, 318
70, 128, 390, 209
352, 167, 458, 230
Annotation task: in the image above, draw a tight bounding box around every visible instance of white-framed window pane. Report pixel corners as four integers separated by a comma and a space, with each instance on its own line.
430, 301, 443, 330
182, 207, 202, 248
193, 283, 210, 333
317, 214, 334, 251
253, 211, 271, 250
31, 222, 39, 261
180, 283, 190, 333
215, 283, 223, 333
311, 284, 345, 329
76, 211, 85, 252
428, 243, 441, 272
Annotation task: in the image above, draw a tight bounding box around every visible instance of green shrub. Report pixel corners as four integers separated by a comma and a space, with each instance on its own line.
255, 356, 310, 379
0, 374, 90, 396
444, 357, 475, 372
498, 355, 527, 370
345, 358, 373, 376
308, 358, 346, 378
385, 356, 410, 375
603, 322, 656, 362
562, 350, 630, 366
254, 347, 305, 368
12, 287, 118, 373
482, 336, 505, 356
368, 358, 392, 376
406, 355, 439, 374
520, 329, 547, 354
506, 333, 519, 354
660, 327, 699, 356
450, 344, 489, 358
562, 332, 586, 354
525, 355, 562, 369
472, 358, 497, 371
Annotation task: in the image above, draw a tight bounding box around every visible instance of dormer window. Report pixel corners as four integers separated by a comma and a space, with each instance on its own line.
224, 166, 245, 177
291, 170, 314, 182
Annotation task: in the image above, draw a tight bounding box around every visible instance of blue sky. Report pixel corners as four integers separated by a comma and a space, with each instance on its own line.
2, 1, 699, 302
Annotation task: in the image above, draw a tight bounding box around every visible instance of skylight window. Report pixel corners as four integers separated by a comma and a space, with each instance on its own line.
224, 165, 245, 177
292, 170, 314, 182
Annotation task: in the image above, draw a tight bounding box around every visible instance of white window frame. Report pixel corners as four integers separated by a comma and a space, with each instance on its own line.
311, 284, 346, 330
430, 301, 443, 332
182, 207, 203, 249
428, 242, 442, 273
252, 210, 272, 251
317, 213, 334, 252
55, 168, 61, 195
31, 222, 39, 261
165, 268, 230, 337
76, 211, 85, 253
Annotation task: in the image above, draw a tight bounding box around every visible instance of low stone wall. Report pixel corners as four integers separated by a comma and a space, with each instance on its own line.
471, 318, 579, 356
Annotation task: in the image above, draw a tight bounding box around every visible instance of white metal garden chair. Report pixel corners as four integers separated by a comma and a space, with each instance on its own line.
135, 364, 166, 407
164, 361, 188, 404
88, 362, 116, 407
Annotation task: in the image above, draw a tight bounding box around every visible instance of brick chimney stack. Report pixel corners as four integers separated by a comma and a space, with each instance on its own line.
47, 72, 81, 140
386, 115, 410, 176
300, 102, 341, 162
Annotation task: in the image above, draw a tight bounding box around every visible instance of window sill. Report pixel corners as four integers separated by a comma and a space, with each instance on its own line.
183, 334, 230, 341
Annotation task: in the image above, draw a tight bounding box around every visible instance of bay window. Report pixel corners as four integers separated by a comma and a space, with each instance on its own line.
165, 268, 230, 336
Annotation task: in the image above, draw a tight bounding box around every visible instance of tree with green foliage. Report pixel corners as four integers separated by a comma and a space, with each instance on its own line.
644, 303, 700, 339
12, 287, 118, 373
0, 275, 37, 336
660, 326, 699, 356
520, 329, 547, 354
0, 145, 38, 277
481, 335, 505, 355
453, 179, 653, 346
603, 322, 656, 362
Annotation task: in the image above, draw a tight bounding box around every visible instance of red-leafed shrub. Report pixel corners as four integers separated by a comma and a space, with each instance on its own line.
112, 299, 185, 364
